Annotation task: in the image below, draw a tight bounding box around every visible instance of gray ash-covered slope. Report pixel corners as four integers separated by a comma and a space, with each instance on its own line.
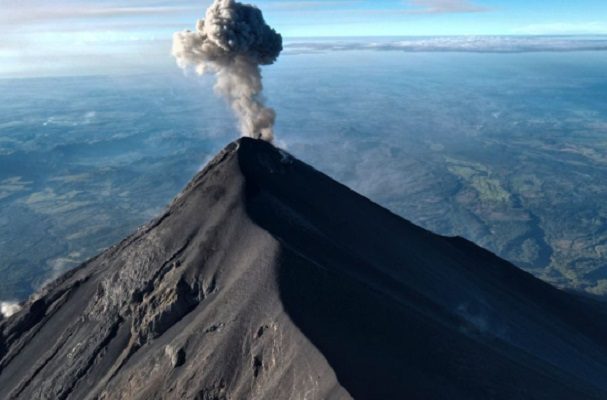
2, 138, 607, 400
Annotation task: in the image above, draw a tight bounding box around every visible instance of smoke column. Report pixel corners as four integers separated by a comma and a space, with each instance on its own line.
172, 0, 283, 142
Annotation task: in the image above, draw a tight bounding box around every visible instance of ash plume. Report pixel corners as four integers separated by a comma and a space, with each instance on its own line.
172, 0, 282, 142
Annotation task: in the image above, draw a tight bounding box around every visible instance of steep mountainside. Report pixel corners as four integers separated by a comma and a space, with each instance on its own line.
2, 138, 607, 400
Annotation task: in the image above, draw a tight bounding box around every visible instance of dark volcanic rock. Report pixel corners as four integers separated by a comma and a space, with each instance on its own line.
2, 138, 607, 399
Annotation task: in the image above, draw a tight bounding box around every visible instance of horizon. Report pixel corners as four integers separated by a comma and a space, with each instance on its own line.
2, 34, 607, 79
2, 0, 607, 77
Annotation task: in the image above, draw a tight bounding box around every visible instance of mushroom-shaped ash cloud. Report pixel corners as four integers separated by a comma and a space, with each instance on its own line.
173, 0, 282, 142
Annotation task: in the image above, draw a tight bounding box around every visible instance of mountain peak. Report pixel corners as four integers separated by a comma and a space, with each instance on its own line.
2, 139, 607, 399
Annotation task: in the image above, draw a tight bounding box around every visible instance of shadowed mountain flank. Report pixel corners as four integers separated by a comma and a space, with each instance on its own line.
2, 138, 607, 399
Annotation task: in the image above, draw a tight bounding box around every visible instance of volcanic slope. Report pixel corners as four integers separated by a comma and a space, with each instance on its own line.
2, 138, 607, 400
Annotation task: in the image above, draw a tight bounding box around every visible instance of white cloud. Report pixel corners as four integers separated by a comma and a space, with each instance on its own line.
285, 36, 607, 54
0, 5, 196, 27
405, 0, 489, 14
261, 1, 364, 11
1, 301, 21, 318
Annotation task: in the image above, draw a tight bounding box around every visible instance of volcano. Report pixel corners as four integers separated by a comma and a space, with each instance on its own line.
2, 138, 607, 399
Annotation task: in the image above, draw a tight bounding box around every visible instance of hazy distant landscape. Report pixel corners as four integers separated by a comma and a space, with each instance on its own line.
1, 41, 607, 300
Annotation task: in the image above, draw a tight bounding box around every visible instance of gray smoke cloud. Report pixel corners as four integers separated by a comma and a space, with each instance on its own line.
1, 301, 21, 318
172, 0, 282, 142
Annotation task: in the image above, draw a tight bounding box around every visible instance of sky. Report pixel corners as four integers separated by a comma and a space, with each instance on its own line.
1, 0, 607, 77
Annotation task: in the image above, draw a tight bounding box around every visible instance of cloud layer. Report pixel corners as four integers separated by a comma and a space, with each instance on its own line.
286, 36, 607, 54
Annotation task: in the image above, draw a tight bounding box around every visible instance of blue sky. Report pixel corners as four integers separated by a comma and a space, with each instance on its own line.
269, 0, 607, 37
1, 0, 607, 77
